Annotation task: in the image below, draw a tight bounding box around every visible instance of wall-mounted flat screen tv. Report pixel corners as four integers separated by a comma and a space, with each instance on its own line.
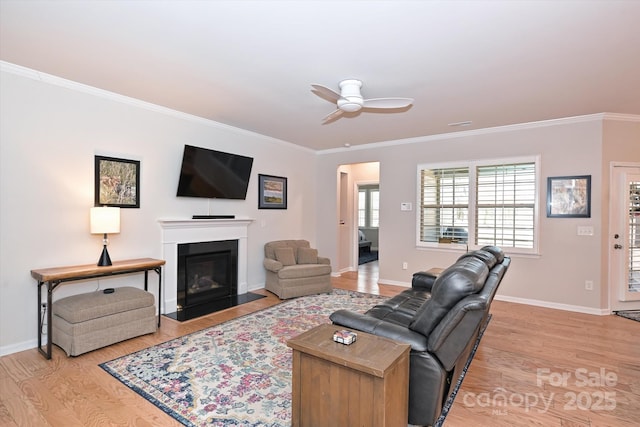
176, 145, 254, 199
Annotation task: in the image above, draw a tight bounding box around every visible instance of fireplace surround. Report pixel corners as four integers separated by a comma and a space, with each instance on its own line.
159, 218, 259, 320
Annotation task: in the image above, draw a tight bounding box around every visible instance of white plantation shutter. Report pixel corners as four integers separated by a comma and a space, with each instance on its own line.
418, 158, 538, 252
476, 163, 536, 249
419, 167, 469, 243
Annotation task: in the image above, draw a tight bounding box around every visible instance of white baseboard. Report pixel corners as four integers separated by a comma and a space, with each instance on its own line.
377, 279, 411, 287
377, 281, 610, 315
0, 339, 40, 357
494, 294, 610, 315
247, 283, 265, 292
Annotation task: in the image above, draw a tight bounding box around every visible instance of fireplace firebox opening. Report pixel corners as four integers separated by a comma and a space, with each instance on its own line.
166, 239, 263, 321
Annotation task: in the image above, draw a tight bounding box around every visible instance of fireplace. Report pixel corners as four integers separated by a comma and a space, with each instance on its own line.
159, 218, 264, 322
176, 239, 238, 320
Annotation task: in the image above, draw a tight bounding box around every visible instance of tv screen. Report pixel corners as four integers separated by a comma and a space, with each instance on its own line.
176, 145, 254, 199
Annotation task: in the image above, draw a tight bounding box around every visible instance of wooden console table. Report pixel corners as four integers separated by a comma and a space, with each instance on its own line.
287, 323, 410, 427
31, 258, 165, 359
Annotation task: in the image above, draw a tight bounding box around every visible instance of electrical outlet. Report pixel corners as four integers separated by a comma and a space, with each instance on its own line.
402, 262, 408, 270
585, 280, 594, 291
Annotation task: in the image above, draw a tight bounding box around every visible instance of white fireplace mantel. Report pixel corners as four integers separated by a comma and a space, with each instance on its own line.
159, 218, 254, 314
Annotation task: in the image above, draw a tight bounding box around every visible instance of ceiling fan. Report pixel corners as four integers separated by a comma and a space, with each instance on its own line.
311, 79, 414, 124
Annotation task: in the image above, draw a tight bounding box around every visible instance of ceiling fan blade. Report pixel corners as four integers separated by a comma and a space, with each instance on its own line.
322, 109, 344, 124
362, 97, 414, 109
312, 84, 342, 103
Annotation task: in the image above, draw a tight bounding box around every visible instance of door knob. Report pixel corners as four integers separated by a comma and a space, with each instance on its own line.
614, 244, 623, 249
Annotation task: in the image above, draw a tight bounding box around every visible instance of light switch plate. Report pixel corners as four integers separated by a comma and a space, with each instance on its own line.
577, 226, 594, 236
401, 202, 412, 211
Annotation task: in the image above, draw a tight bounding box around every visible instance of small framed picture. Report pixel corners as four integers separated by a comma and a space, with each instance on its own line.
546, 175, 591, 218
258, 174, 287, 209
95, 155, 140, 208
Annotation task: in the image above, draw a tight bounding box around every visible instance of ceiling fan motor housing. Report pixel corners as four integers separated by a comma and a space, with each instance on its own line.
338, 79, 364, 112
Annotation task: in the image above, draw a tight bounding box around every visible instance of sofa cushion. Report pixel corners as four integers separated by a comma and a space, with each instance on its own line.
457, 249, 497, 269
409, 257, 488, 337
275, 247, 296, 266
54, 286, 154, 324
265, 240, 311, 260
277, 263, 332, 279
297, 247, 318, 264
480, 245, 505, 263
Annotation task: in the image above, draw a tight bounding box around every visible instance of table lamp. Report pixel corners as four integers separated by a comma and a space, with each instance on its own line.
90, 206, 120, 266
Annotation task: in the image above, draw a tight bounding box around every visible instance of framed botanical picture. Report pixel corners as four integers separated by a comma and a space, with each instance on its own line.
95, 155, 140, 208
546, 175, 591, 218
258, 174, 287, 209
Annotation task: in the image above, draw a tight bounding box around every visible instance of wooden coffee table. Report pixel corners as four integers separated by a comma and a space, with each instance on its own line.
287, 323, 410, 427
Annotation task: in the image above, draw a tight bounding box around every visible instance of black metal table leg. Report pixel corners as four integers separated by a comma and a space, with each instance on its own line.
37, 280, 55, 359
155, 267, 162, 327
37, 281, 45, 358
47, 283, 54, 359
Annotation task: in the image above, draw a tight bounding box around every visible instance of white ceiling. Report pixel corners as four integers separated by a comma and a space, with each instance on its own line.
2, 1, 639, 151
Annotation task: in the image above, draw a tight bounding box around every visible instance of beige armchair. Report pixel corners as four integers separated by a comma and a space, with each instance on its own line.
263, 240, 332, 299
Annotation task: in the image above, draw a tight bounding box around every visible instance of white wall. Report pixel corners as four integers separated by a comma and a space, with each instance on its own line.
0, 68, 317, 355
2, 64, 638, 356
315, 116, 640, 314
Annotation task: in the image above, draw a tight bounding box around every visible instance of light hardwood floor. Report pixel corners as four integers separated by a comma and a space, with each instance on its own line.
1, 262, 638, 426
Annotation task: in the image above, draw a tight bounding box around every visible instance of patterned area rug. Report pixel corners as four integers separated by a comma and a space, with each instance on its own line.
614, 310, 640, 322
100, 289, 387, 426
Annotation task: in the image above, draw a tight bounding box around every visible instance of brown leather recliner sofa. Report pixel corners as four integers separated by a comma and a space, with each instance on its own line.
330, 246, 510, 426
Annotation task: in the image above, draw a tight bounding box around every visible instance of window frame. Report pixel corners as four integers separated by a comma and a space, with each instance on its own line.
416, 156, 540, 255
358, 185, 380, 229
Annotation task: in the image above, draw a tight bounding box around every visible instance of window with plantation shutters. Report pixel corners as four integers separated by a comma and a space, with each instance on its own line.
476, 163, 536, 249
418, 157, 539, 253
359, 185, 379, 228
419, 167, 469, 243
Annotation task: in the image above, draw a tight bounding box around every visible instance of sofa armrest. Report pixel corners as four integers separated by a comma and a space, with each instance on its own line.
412, 271, 437, 291
330, 310, 428, 351
427, 297, 486, 371
263, 258, 284, 273
317, 256, 330, 265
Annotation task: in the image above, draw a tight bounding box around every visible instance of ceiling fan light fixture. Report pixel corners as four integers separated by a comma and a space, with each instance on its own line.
337, 97, 363, 112
312, 78, 413, 123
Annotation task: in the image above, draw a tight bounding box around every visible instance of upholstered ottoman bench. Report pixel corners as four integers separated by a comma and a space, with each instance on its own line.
52, 286, 157, 356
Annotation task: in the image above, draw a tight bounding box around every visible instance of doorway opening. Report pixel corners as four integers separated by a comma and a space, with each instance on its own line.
337, 161, 380, 272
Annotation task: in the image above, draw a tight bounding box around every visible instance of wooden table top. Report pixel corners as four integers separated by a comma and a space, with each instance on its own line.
31, 258, 166, 282
287, 323, 410, 378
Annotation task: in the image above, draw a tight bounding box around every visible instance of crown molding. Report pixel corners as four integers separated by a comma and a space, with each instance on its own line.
4, 61, 637, 155
319, 112, 640, 154
0, 61, 315, 154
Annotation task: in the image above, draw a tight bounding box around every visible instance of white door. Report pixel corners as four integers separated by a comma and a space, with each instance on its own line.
610, 164, 640, 304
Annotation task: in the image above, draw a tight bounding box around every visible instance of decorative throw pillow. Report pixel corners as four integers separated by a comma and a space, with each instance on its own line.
274, 247, 296, 266
297, 247, 318, 264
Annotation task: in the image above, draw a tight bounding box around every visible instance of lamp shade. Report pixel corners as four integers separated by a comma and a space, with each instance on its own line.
90, 207, 121, 234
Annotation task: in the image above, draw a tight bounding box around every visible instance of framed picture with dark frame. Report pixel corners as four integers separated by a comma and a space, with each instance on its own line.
94, 155, 140, 208
546, 175, 591, 218
258, 174, 287, 209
